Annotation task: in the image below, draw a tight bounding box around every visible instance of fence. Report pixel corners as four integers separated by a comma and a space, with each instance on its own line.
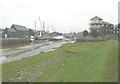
2, 38, 31, 48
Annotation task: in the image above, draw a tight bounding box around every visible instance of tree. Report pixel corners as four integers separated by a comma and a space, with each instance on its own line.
90, 30, 99, 38
83, 30, 89, 37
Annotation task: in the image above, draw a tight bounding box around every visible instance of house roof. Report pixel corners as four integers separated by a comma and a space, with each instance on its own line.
5, 28, 16, 32
11, 24, 28, 31
50, 32, 63, 36
29, 29, 39, 32
102, 21, 112, 25
90, 16, 102, 20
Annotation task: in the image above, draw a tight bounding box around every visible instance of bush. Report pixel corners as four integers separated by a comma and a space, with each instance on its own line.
90, 30, 99, 38
83, 30, 89, 37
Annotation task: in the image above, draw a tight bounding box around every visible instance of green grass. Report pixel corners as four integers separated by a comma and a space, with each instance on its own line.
2, 40, 118, 82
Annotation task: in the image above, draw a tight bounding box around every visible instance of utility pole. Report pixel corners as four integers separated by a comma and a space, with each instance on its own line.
38, 16, 43, 37
43, 21, 45, 31
34, 20, 37, 38
54, 28, 56, 32
38, 16, 42, 30
47, 25, 49, 33
51, 25, 54, 32
70, 26, 72, 33
34, 20, 36, 31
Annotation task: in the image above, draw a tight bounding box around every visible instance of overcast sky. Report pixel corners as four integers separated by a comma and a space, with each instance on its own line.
0, 0, 119, 33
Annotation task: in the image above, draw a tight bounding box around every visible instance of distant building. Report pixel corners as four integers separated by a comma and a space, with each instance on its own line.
3, 28, 16, 38
89, 16, 114, 35
2, 24, 30, 38
11, 24, 29, 38
29, 29, 40, 38
50, 32, 63, 37
0, 28, 4, 38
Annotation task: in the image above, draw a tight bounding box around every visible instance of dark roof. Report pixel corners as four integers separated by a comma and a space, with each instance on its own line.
29, 29, 39, 32
90, 16, 102, 20
50, 32, 63, 35
5, 28, 16, 32
11, 24, 28, 31
102, 21, 112, 25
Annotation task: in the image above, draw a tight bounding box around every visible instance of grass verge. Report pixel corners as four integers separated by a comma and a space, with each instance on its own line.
2, 40, 118, 82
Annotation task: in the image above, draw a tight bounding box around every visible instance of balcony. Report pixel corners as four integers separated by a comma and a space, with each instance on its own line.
89, 23, 102, 25
90, 25, 102, 29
